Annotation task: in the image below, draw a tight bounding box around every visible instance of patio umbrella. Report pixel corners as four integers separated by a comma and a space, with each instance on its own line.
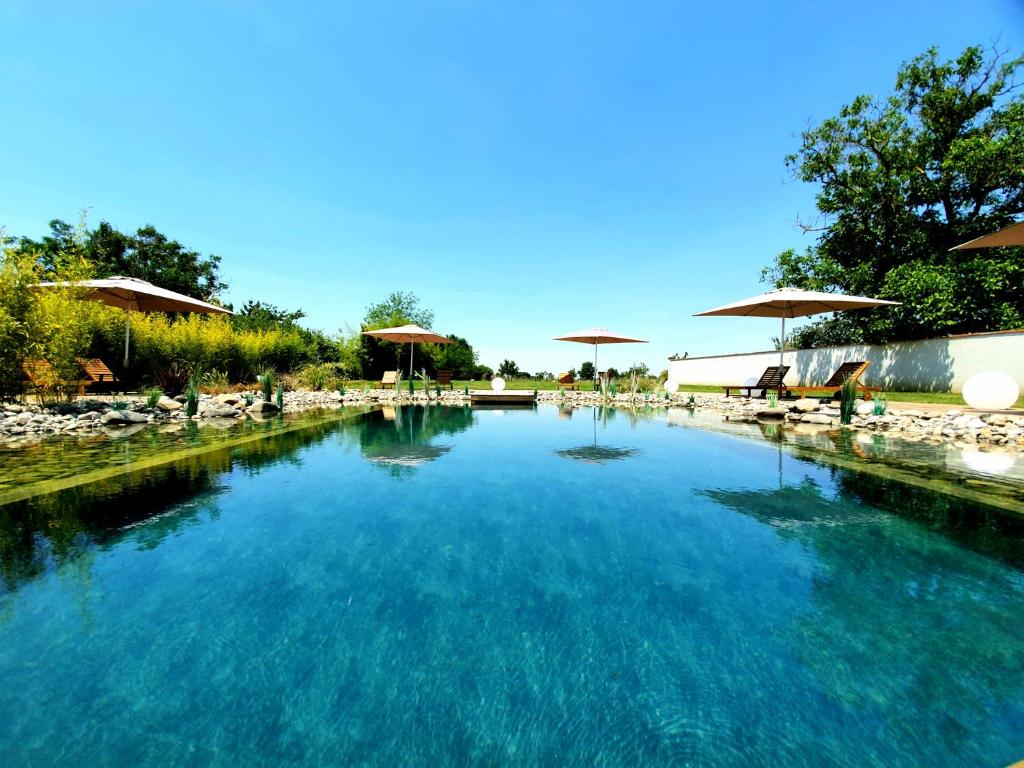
33, 275, 231, 367
553, 327, 648, 386
694, 287, 900, 373
950, 220, 1024, 250
362, 324, 452, 378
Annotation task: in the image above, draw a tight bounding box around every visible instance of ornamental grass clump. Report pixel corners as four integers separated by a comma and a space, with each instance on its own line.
767, 391, 778, 408
839, 376, 857, 425
258, 369, 274, 402
275, 383, 284, 410
185, 371, 202, 417
873, 393, 888, 416
145, 387, 163, 409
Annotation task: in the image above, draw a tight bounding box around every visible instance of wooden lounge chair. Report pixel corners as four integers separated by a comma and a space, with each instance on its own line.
788, 361, 879, 401
380, 371, 398, 389
77, 358, 119, 392
724, 366, 790, 398
22, 359, 88, 397
435, 370, 453, 390
556, 372, 577, 391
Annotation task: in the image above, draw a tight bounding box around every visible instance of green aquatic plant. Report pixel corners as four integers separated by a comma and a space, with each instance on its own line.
338, 385, 346, 397
145, 387, 164, 409
686, 393, 696, 408
184, 372, 202, 418
244, 392, 254, 407
463, 384, 469, 396
767, 391, 778, 408
258, 369, 274, 402
275, 383, 284, 410
109, 399, 129, 411
873, 393, 888, 416
839, 376, 857, 425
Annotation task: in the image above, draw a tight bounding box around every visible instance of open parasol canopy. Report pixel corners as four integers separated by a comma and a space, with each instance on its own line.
553, 327, 648, 386
362, 324, 452, 378
694, 287, 900, 373
950, 220, 1024, 250
33, 275, 231, 367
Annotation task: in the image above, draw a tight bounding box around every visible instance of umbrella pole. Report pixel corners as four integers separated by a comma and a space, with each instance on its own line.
124, 310, 131, 369
409, 342, 414, 379
779, 316, 785, 375
594, 344, 598, 391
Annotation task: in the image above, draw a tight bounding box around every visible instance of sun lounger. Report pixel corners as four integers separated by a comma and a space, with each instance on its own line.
77, 358, 119, 392
724, 366, 790, 398
436, 370, 453, 390
556, 372, 577, 391
788, 361, 879, 400
22, 359, 88, 397
380, 371, 398, 389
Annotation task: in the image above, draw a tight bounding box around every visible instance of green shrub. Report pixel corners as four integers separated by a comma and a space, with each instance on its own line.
185, 371, 202, 417
258, 369, 274, 402
873, 393, 888, 416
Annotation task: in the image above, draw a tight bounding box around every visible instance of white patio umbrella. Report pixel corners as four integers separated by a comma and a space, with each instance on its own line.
553, 327, 648, 386
694, 287, 900, 372
362, 324, 452, 378
33, 275, 231, 366
951, 220, 1024, 249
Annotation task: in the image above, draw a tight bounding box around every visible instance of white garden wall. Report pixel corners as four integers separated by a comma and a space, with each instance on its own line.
667, 330, 1024, 393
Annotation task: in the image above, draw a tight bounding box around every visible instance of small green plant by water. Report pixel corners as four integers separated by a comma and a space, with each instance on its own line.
259, 369, 274, 402
185, 372, 202, 417
873, 393, 888, 416
839, 376, 857, 425
109, 399, 129, 411
275, 383, 284, 410
145, 387, 164, 409
767, 391, 778, 408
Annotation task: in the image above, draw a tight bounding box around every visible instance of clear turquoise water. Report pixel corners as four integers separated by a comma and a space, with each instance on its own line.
1, 406, 1023, 767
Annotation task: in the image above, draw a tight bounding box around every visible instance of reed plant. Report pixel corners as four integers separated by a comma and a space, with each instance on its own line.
145, 387, 164, 409
767, 390, 778, 408
185, 371, 202, 417
839, 376, 857, 425
872, 393, 888, 416
275, 383, 284, 410
258, 369, 274, 402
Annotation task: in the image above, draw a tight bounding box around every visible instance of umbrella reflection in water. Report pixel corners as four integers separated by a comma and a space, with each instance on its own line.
555, 406, 640, 464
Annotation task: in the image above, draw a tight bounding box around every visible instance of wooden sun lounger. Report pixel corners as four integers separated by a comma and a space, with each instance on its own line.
788, 361, 879, 401
77, 358, 119, 391
435, 370, 453, 389
556, 372, 577, 390
380, 371, 398, 389
724, 365, 790, 398
22, 359, 88, 397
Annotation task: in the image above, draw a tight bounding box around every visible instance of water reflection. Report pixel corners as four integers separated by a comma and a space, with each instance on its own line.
0, 413, 366, 596
555, 407, 640, 464
703, 475, 1024, 759
356, 405, 474, 478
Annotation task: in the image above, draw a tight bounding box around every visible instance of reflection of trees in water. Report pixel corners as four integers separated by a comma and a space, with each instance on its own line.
554, 407, 641, 464
355, 405, 474, 478
0, 415, 359, 598
704, 477, 1024, 755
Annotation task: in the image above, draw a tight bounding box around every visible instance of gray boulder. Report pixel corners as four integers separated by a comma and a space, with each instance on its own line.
156, 396, 183, 412
199, 403, 240, 419
101, 410, 148, 425
791, 398, 820, 413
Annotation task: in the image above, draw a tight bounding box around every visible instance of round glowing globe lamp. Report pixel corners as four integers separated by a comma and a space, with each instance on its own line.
664, 379, 679, 394
962, 371, 1019, 411
491, 377, 506, 392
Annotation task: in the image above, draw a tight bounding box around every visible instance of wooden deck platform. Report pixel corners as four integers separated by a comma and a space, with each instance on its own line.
469, 390, 537, 407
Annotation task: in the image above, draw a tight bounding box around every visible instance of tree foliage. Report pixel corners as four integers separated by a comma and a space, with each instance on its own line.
497, 359, 520, 378
20, 217, 228, 302
763, 45, 1024, 346
579, 361, 596, 380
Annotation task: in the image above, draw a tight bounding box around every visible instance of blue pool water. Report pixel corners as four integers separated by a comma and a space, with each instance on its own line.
1, 406, 1022, 767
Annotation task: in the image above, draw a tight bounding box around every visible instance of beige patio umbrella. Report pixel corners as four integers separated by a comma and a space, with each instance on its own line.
694, 287, 900, 372
951, 220, 1024, 250
33, 275, 231, 366
362, 323, 452, 378
553, 327, 648, 387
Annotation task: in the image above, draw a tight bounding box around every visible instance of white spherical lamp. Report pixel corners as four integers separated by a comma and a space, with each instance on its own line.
962, 371, 1019, 411
491, 376, 506, 392
663, 379, 679, 394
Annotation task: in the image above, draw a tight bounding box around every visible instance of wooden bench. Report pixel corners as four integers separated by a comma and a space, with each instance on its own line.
435, 370, 453, 390
556, 372, 577, 390
380, 371, 398, 389
724, 365, 790, 398
788, 361, 879, 401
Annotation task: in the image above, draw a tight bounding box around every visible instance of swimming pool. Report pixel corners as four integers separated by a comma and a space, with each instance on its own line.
1, 406, 1022, 766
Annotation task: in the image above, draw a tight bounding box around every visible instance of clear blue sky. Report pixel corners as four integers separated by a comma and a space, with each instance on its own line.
2, 1, 1022, 373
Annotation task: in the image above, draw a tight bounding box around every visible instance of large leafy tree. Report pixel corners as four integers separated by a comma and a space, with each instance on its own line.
22, 218, 227, 302
360, 291, 436, 377
763, 45, 1024, 346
